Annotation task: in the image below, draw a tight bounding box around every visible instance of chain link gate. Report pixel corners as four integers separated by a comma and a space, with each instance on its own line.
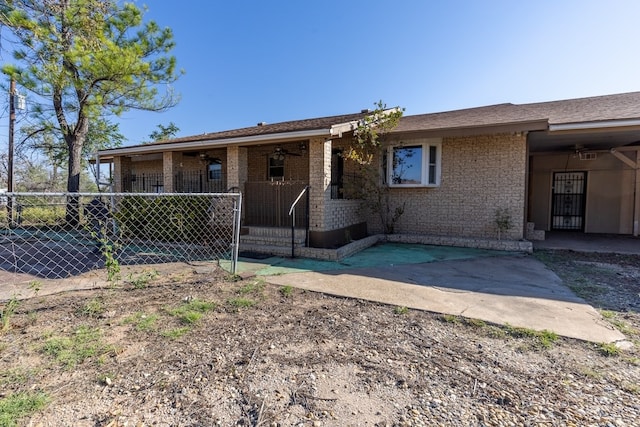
0, 192, 242, 280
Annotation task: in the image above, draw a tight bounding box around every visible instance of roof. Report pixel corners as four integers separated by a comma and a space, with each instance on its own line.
521, 91, 640, 125
394, 103, 548, 134
100, 91, 640, 156
144, 111, 371, 146
394, 91, 640, 135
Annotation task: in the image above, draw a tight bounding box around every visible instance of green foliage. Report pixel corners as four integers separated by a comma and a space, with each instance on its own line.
342, 101, 406, 234
441, 314, 460, 324
115, 196, 212, 243
467, 318, 487, 327
18, 205, 66, 226
238, 280, 265, 295
598, 342, 621, 357
1, 0, 181, 196
504, 325, 558, 349
161, 327, 190, 340
122, 312, 159, 331
147, 122, 180, 142
42, 325, 114, 368
78, 298, 105, 318
344, 100, 404, 165
279, 285, 294, 298
600, 310, 636, 335
127, 269, 159, 289
1, 297, 20, 332
0, 392, 49, 427
0, 368, 37, 387
88, 226, 121, 283
494, 207, 513, 240
394, 306, 409, 315
167, 299, 216, 325
228, 297, 256, 309
28, 281, 41, 296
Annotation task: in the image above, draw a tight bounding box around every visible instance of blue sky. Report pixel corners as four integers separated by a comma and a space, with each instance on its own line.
5, 0, 640, 147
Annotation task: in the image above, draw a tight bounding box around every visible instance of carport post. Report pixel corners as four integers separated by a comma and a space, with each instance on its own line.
635, 150, 640, 237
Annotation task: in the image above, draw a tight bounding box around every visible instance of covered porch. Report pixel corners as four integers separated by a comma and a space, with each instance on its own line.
527, 124, 640, 238
101, 134, 367, 253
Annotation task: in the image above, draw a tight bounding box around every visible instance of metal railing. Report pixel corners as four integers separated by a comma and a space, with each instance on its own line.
1, 192, 242, 279
120, 171, 228, 194
244, 180, 308, 227
288, 185, 310, 258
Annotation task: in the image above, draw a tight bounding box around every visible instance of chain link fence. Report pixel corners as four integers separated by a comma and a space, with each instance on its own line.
0, 192, 242, 280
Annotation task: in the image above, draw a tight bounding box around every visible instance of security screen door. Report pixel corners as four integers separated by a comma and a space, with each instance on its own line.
551, 171, 587, 230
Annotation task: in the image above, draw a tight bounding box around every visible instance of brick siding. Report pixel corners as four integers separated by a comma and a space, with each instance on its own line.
366, 133, 527, 239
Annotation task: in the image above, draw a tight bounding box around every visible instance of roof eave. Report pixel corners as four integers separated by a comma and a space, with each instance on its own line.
99, 128, 333, 158
390, 119, 549, 139
549, 118, 640, 133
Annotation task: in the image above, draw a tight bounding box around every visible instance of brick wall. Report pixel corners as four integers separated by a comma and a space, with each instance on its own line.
366, 133, 527, 240
246, 142, 309, 182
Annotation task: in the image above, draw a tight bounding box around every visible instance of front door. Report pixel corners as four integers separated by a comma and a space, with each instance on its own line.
551, 171, 587, 231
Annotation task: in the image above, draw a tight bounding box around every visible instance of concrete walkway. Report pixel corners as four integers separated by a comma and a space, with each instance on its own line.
2, 236, 634, 345
262, 253, 627, 344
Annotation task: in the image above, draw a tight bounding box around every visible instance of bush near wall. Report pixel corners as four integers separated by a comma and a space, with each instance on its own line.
115, 196, 213, 243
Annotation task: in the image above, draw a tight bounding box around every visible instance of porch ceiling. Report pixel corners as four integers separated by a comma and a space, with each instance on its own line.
528, 127, 640, 153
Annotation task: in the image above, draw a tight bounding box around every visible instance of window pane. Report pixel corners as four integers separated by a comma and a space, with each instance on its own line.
428, 145, 437, 184
269, 158, 284, 178
392, 146, 422, 184
208, 163, 222, 180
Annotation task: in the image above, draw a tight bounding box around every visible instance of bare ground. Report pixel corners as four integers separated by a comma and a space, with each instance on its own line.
1, 250, 639, 426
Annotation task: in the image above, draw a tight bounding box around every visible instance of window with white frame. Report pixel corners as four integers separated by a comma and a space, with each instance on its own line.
387, 140, 441, 187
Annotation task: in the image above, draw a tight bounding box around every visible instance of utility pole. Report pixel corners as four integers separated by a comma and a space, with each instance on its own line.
8, 78, 15, 193
7, 78, 15, 226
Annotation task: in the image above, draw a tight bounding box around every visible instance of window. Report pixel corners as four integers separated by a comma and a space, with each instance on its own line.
268, 157, 284, 179
208, 160, 222, 180
387, 140, 441, 187
331, 149, 344, 199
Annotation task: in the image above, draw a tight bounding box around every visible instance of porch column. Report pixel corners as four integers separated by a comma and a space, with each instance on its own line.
112, 156, 131, 193
612, 148, 640, 236
308, 137, 331, 231
227, 145, 248, 191
163, 152, 179, 193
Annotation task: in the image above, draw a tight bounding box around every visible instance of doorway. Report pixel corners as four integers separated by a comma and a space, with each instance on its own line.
551, 171, 587, 230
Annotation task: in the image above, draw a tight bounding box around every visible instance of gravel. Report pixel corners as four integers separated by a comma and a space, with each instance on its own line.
1, 250, 638, 426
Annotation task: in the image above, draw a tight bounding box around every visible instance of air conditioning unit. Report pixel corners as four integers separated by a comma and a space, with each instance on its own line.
579, 152, 597, 161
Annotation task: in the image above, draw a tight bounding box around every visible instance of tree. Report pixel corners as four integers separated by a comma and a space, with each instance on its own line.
1, 0, 181, 224
147, 122, 179, 143
343, 101, 405, 234
19, 117, 124, 189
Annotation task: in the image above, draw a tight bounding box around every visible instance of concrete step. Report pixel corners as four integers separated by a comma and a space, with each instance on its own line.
239, 242, 301, 257
525, 222, 546, 241
241, 226, 306, 239
240, 234, 305, 247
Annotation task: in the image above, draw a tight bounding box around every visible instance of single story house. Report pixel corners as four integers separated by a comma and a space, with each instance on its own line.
98, 92, 640, 257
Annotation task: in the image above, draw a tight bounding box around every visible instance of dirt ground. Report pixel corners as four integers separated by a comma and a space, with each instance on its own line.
1, 249, 639, 426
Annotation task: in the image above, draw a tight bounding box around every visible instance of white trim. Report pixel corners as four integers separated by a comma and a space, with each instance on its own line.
330, 121, 359, 138
387, 139, 442, 188
549, 118, 640, 132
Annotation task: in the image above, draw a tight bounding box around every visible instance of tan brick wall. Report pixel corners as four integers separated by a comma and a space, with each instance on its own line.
226, 146, 247, 190
308, 137, 331, 231
246, 142, 309, 182
323, 136, 366, 231
365, 133, 527, 239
